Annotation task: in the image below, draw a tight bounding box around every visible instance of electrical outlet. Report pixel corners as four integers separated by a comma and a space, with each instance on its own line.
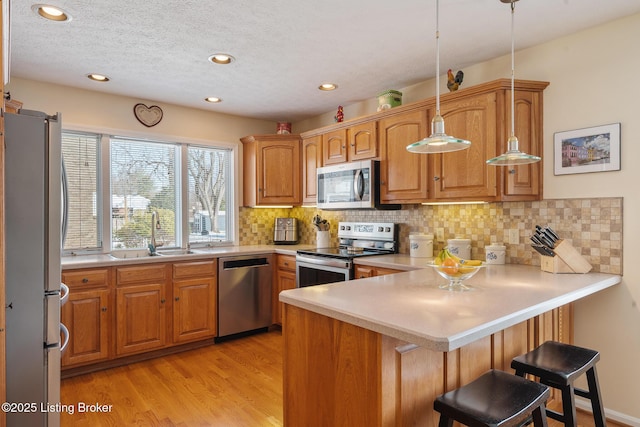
436, 228, 445, 242
508, 229, 519, 244
251, 224, 258, 233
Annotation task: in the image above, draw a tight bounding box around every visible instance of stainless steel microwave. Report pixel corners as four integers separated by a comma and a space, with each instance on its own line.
316, 160, 399, 210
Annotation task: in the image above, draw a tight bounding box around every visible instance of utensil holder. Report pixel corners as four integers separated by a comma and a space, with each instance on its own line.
540, 240, 592, 274
316, 230, 330, 248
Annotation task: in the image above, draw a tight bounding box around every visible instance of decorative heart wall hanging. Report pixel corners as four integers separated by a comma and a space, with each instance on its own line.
133, 103, 163, 127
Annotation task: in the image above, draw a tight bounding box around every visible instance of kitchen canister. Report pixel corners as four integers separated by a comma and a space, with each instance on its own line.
316, 230, 331, 248
448, 238, 471, 260
485, 244, 506, 265
409, 234, 434, 258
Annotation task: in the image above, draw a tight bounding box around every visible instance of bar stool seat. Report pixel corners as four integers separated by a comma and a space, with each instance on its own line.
434, 369, 550, 427
511, 341, 606, 427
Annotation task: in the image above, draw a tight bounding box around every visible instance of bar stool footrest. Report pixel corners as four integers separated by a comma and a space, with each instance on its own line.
574, 387, 590, 399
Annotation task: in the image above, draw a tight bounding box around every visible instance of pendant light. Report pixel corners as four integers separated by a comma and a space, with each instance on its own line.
486, 0, 541, 166
406, 0, 471, 154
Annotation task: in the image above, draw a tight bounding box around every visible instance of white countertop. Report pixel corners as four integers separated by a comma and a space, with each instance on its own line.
61, 244, 312, 269
279, 264, 621, 352
354, 254, 433, 270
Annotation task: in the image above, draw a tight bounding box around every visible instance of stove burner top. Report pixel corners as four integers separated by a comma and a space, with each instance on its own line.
297, 221, 397, 261
297, 246, 388, 260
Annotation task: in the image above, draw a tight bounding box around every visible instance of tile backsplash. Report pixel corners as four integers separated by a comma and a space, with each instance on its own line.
239, 197, 622, 274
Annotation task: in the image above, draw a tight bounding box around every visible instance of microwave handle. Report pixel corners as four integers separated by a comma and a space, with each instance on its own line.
353, 169, 364, 201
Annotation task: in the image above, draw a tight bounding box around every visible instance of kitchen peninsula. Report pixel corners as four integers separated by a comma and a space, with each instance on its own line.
279, 264, 621, 427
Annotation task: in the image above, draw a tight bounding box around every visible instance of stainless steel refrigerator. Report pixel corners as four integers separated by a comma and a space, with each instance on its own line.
5, 110, 69, 426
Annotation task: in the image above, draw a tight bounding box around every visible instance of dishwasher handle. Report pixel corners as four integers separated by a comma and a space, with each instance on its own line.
222, 257, 270, 270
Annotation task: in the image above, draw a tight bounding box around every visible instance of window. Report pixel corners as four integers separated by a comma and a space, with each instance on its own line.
61, 131, 235, 254
187, 146, 231, 244
110, 137, 178, 250
61, 131, 101, 251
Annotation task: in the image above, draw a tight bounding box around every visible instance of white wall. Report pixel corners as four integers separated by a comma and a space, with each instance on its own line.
296, 13, 640, 423
5, 78, 275, 142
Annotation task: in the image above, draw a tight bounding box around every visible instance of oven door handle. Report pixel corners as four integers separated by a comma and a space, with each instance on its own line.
353, 169, 364, 201
296, 255, 352, 270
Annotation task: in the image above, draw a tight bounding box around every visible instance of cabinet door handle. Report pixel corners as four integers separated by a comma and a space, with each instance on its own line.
101, 307, 107, 312
509, 169, 516, 174
283, 262, 289, 266
175, 297, 180, 301
161, 299, 166, 304
82, 278, 89, 283
433, 176, 440, 181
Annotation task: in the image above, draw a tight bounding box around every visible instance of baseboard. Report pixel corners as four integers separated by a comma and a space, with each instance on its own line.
576, 397, 640, 427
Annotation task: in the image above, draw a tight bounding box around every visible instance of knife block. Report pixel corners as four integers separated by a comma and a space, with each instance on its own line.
540, 239, 592, 274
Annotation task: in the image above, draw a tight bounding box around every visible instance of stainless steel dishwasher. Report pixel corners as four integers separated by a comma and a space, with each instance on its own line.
217, 254, 273, 339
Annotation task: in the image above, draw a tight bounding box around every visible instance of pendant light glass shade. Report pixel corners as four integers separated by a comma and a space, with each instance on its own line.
487, 0, 541, 166
406, 0, 470, 154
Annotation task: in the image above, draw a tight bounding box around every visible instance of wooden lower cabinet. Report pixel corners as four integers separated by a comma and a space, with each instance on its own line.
354, 265, 404, 279
61, 288, 110, 367
61, 268, 111, 368
283, 303, 572, 427
61, 260, 219, 370
172, 260, 217, 343
116, 282, 168, 356
273, 254, 297, 325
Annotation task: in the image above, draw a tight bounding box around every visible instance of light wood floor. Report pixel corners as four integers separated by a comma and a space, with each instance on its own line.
61, 330, 626, 426
61, 331, 284, 426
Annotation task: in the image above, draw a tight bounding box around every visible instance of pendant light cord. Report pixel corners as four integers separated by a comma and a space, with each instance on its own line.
510, 0, 516, 138
435, 0, 441, 116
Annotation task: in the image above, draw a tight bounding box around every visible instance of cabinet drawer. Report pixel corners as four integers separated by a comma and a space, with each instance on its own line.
276, 255, 296, 271
62, 268, 109, 289
116, 264, 167, 285
173, 260, 217, 279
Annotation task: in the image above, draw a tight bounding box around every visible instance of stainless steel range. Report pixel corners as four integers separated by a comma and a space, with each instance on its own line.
296, 222, 397, 287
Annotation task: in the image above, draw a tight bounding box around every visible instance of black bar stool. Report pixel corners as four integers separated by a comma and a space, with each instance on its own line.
434, 369, 550, 427
511, 341, 606, 427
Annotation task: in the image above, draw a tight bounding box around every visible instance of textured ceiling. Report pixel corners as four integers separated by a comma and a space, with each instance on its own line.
8, 0, 640, 121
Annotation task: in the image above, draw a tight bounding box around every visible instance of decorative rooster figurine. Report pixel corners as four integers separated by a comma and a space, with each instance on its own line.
447, 69, 464, 92
334, 105, 344, 122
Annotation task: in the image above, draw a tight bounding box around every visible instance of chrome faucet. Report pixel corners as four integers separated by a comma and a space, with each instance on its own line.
149, 211, 163, 255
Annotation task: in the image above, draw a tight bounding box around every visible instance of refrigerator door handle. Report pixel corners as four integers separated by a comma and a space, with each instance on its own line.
60, 323, 70, 353
60, 283, 69, 306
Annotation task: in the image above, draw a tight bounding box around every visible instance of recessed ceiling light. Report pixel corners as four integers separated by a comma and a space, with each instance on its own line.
87, 73, 110, 82
205, 97, 222, 103
208, 54, 235, 65
318, 83, 338, 91
32, 4, 72, 21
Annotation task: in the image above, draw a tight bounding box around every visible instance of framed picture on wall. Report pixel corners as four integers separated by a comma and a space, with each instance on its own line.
554, 123, 621, 175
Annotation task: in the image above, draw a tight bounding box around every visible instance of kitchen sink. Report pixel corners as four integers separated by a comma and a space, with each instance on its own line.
155, 248, 197, 256
109, 249, 159, 259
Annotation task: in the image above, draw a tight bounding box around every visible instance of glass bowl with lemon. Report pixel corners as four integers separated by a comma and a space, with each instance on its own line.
428, 249, 485, 291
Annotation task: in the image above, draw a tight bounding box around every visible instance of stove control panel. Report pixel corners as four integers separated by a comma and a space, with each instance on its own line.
338, 222, 396, 241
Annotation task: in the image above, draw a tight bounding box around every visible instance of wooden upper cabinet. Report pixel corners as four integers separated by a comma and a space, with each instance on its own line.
322, 123, 378, 166
323, 128, 348, 165
302, 135, 322, 204
378, 109, 429, 203
349, 121, 378, 161
298, 79, 547, 205
241, 135, 302, 207
430, 92, 499, 201
501, 89, 542, 200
